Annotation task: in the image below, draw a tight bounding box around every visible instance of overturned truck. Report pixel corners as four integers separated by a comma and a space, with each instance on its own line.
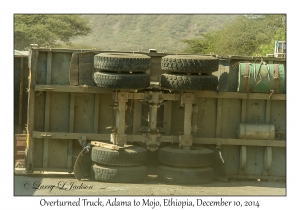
24, 47, 286, 184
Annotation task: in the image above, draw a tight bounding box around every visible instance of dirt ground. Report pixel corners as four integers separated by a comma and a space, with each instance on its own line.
14, 169, 286, 196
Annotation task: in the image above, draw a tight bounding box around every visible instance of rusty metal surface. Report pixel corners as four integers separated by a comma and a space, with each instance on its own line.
14, 134, 26, 168
14, 57, 29, 134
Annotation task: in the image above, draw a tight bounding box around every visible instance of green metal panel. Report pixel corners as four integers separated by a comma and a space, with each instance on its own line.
48, 139, 69, 168
246, 99, 266, 124
269, 147, 286, 176
36, 52, 47, 85
98, 94, 115, 134
49, 92, 70, 132
222, 145, 240, 175
195, 97, 217, 138
270, 100, 286, 140
34, 92, 46, 131
220, 99, 241, 138
74, 93, 95, 133
243, 146, 264, 175
51, 53, 72, 85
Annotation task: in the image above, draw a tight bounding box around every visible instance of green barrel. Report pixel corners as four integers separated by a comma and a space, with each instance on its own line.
237, 63, 285, 93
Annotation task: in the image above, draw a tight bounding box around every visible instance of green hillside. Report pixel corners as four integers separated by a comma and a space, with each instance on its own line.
71, 14, 237, 53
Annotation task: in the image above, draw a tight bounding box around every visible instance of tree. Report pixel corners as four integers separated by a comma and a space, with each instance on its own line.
183, 14, 286, 56
14, 14, 91, 50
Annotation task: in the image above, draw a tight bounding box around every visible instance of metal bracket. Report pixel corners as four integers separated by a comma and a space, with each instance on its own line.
117, 92, 129, 102
145, 133, 161, 151
181, 93, 195, 105
40, 133, 52, 137
91, 141, 125, 151
146, 91, 164, 104
179, 135, 193, 147
112, 134, 127, 146
78, 136, 87, 147
80, 84, 89, 91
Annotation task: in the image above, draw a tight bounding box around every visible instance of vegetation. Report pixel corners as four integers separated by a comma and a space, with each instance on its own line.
15, 14, 284, 56
183, 15, 286, 56
71, 15, 237, 52
14, 14, 91, 50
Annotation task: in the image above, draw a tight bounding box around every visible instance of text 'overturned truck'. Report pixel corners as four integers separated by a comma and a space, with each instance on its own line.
19, 47, 286, 184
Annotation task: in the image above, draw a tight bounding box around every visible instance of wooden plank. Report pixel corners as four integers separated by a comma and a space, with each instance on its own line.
216, 98, 223, 138
18, 57, 24, 133
34, 168, 73, 173
33, 131, 110, 140
228, 174, 285, 180
46, 52, 52, 84
91, 141, 124, 151
193, 137, 286, 147
27, 49, 39, 171
43, 91, 51, 169
35, 87, 285, 101
133, 100, 142, 134
36, 48, 167, 56
241, 99, 247, 123
69, 94, 75, 132
67, 94, 75, 170
265, 100, 271, 124
69, 53, 79, 86
35, 85, 112, 94
78, 52, 95, 86
16, 141, 27, 147
195, 91, 286, 100
32, 131, 286, 147
228, 55, 285, 62
94, 94, 100, 133
43, 52, 52, 169
128, 135, 286, 147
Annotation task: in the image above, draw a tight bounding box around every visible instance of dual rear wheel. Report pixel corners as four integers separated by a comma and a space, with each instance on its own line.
91, 145, 148, 183
158, 146, 215, 184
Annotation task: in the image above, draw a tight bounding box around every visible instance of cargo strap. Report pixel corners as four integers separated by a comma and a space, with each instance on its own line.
243, 63, 250, 92
274, 64, 280, 93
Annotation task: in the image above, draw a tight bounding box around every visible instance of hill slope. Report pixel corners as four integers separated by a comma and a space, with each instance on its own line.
71, 14, 237, 52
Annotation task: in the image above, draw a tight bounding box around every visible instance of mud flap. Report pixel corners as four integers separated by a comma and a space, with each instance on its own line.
207, 146, 228, 181
74, 146, 92, 180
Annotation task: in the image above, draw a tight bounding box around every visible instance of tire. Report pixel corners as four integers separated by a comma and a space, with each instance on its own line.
94, 53, 151, 72
160, 74, 218, 91
158, 146, 214, 167
161, 55, 219, 73
93, 72, 150, 89
91, 145, 147, 166
92, 164, 147, 183
158, 165, 214, 184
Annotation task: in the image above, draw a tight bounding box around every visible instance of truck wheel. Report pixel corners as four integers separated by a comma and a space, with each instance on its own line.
160, 74, 218, 91
91, 145, 147, 166
93, 72, 150, 89
161, 55, 219, 73
158, 165, 214, 184
158, 146, 214, 167
94, 53, 151, 72
92, 164, 147, 183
